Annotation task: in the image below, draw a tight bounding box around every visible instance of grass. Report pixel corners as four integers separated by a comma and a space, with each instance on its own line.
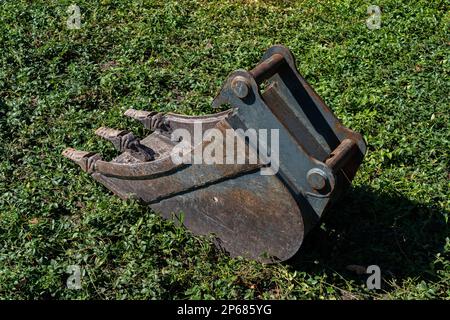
0, 0, 449, 299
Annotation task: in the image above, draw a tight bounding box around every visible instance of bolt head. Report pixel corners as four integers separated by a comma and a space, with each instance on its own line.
231, 76, 250, 98
307, 168, 328, 191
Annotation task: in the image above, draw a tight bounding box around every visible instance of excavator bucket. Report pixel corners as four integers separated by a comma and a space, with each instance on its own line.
63, 45, 366, 262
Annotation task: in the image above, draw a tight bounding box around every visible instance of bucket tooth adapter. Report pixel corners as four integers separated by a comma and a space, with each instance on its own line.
63, 45, 366, 262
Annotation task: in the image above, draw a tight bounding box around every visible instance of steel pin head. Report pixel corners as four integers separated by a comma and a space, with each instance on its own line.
231, 76, 250, 98
306, 168, 328, 191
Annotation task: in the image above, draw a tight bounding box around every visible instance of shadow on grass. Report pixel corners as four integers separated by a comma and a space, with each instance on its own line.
0, 98, 7, 127
289, 185, 449, 287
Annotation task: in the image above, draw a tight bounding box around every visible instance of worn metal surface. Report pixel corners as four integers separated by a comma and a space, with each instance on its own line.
63, 45, 366, 262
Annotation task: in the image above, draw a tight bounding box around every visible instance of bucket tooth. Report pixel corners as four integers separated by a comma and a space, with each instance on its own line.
124, 108, 154, 120
124, 108, 167, 131
95, 126, 136, 152
62, 148, 101, 173
95, 126, 128, 140
95, 126, 154, 161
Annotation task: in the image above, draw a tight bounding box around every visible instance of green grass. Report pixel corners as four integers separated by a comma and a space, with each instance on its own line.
0, 0, 449, 299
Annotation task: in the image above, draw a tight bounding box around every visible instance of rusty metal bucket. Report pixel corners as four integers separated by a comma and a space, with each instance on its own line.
63, 45, 366, 262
